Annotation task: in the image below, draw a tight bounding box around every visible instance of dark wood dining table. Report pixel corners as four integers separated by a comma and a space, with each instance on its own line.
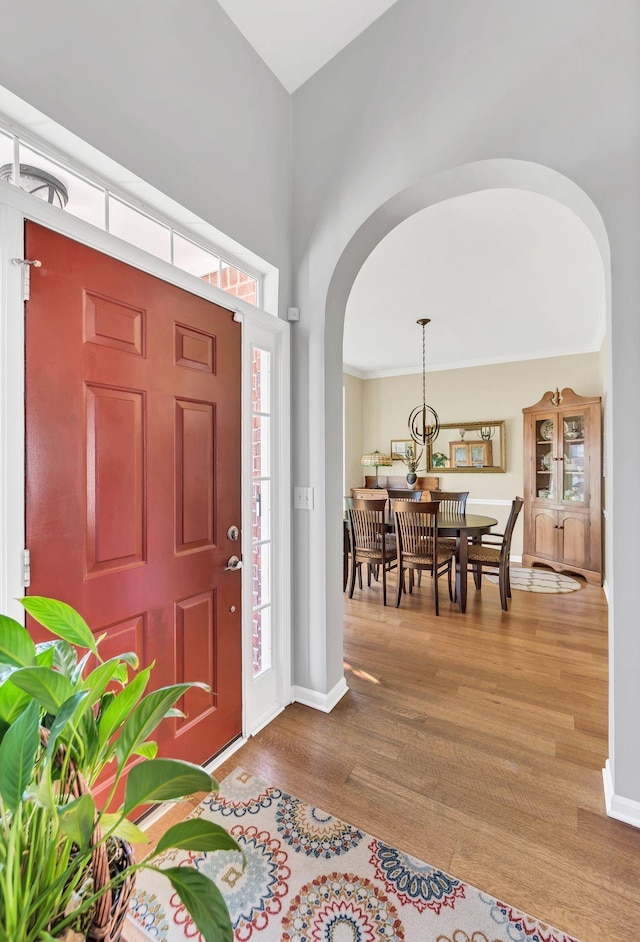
434, 512, 498, 613
343, 508, 498, 613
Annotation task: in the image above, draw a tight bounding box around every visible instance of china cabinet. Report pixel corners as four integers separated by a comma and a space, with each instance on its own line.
522, 388, 602, 585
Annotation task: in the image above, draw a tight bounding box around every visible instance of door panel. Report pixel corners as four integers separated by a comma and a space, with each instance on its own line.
25, 221, 242, 769
560, 512, 589, 568
532, 509, 557, 559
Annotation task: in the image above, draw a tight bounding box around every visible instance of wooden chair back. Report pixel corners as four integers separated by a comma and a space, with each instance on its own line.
393, 500, 439, 557
393, 500, 453, 613
345, 498, 389, 560
387, 489, 423, 501
430, 490, 469, 514
500, 497, 524, 560
345, 497, 396, 605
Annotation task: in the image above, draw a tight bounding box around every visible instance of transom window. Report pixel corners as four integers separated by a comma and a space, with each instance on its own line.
0, 124, 260, 307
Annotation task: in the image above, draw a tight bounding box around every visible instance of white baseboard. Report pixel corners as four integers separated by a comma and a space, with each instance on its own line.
603, 760, 640, 828
293, 676, 349, 713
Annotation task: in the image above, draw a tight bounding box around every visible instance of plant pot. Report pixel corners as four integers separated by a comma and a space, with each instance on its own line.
39, 727, 136, 942
406, 472, 417, 485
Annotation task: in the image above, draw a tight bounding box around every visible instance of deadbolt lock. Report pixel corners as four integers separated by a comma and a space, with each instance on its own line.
227, 525, 240, 541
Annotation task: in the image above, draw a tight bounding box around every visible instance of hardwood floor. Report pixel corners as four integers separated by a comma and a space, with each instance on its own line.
163, 568, 638, 942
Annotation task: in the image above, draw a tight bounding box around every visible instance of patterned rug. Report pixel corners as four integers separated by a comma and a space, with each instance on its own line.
125, 767, 582, 942
486, 568, 581, 593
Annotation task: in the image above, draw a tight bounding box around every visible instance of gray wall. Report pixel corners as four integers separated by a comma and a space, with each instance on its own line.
0, 0, 293, 311
1, 0, 638, 815
291, 0, 640, 809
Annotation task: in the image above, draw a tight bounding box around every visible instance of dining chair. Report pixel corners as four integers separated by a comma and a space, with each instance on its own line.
457, 496, 524, 610
342, 518, 350, 592
387, 489, 423, 501
429, 490, 470, 561
429, 490, 469, 513
393, 500, 453, 614
346, 498, 397, 605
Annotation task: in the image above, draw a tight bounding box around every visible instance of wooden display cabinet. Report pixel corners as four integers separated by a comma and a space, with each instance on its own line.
522, 388, 602, 585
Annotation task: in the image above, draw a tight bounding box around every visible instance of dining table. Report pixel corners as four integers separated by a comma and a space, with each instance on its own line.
343, 506, 498, 614
434, 512, 498, 613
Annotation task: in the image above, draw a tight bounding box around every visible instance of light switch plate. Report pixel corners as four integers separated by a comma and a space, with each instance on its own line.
293, 486, 314, 509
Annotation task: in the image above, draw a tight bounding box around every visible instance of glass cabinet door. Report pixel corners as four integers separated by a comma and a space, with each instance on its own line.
562, 412, 586, 505
534, 415, 555, 500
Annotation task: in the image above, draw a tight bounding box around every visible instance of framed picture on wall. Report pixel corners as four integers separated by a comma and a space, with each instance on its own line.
390, 439, 413, 459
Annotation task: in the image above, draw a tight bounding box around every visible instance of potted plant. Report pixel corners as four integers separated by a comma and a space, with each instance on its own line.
0, 596, 242, 942
398, 443, 423, 485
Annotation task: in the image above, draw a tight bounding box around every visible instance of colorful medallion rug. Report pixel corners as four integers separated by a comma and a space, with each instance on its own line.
486, 568, 581, 593
125, 767, 583, 942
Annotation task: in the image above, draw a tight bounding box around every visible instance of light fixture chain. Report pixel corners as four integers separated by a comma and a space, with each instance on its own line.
422, 320, 426, 410
408, 317, 440, 447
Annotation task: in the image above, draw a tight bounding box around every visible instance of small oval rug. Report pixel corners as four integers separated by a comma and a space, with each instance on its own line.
486, 568, 582, 593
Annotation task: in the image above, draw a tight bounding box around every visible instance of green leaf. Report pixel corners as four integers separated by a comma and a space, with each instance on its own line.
81, 657, 129, 706
10, 667, 73, 714
117, 651, 139, 670
46, 691, 90, 756
97, 666, 151, 750
159, 867, 234, 942
114, 683, 191, 767
35, 645, 56, 668
123, 759, 215, 815
0, 700, 40, 812
100, 813, 149, 844
52, 640, 79, 678
133, 741, 158, 760
0, 675, 31, 723
25, 763, 55, 812
20, 597, 98, 656
58, 793, 96, 850
71, 649, 93, 684
0, 614, 36, 667
155, 818, 239, 857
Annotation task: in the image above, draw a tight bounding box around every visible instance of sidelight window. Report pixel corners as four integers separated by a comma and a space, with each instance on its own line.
251, 347, 272, 677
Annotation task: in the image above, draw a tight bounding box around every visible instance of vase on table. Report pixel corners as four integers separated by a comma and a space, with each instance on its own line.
406, 471, 417, 486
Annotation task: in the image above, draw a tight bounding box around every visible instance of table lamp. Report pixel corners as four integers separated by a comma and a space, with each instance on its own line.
360, 450, 393, 488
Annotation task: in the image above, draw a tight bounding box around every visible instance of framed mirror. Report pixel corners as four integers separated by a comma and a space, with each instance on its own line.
427, 420, 506, 473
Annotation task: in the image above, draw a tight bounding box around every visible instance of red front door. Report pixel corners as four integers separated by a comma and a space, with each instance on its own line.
24, 221, 242, 767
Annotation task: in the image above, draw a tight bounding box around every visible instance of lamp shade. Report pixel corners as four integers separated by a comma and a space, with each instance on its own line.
360, 450, 393, 468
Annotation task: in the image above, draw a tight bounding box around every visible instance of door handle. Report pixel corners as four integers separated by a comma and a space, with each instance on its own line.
225, 555, 243, 571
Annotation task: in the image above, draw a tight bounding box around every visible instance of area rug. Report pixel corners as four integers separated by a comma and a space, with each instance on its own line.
125, 767, 582, 942
485, 568, 581, 593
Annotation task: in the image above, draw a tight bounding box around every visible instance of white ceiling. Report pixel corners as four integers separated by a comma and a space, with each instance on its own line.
343, 189, 606, 378
212, 6, 605, 376
216, 0, 401, 92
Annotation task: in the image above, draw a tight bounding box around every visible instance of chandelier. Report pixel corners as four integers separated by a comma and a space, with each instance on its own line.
408, 318, 440, 446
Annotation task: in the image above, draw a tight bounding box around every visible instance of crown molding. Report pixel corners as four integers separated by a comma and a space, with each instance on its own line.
345, 343, 603, 380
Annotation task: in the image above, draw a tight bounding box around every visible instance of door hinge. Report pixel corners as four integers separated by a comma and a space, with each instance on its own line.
12, 258, 42, 302
22, 548, 31, 588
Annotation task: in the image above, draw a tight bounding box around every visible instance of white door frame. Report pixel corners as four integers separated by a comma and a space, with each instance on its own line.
0, 183, 291, 740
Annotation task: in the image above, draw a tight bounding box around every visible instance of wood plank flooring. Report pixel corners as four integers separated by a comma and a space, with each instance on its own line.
158, 568, 638, 942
